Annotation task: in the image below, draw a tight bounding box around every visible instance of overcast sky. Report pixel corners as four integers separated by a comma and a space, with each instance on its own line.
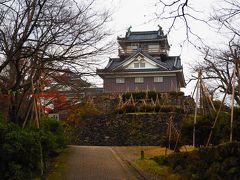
90, 0, 227, 95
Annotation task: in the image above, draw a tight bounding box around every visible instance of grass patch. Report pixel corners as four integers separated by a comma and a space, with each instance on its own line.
136, 159, 181, 180
179, 145, 195, 152
113, 146, 195, 179
113, 146, 170, 161
46, 148, 71, 180
139, 147, 174, 159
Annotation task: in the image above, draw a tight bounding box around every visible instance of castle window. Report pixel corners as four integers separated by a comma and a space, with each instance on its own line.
134, 62, 145, 68
134, 63, 139, 68
148, 44, 159, 53
131, 43, 139, 50
116, 77, 125, 84
131, 45, 138, 51
140, 62, 145, 68
135, 77, 144, 83
154, 76, 163, 83
127, 43, 139, 53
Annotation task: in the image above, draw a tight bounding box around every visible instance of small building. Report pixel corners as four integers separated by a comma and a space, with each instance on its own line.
97, 26, 185, 93
49, 71, 91, 100
42, 71, 91, 119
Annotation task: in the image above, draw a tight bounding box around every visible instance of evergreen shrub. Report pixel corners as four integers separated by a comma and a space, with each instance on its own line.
181, 112, 231, 146
0, 117, 67, 179
153, 143, 240, 179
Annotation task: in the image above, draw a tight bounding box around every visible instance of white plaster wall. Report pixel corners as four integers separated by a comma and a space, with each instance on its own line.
126, 58, 158, 69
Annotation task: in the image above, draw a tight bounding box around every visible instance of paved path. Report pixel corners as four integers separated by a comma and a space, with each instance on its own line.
60, 146, 140, 180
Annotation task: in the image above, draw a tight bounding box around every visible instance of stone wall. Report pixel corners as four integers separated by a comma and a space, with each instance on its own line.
69, 113, 184, 146
67, 93, 194, 146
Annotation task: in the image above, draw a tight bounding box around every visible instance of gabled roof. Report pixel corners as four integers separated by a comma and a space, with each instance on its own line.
118, 31, 167, 41
50, 72, 91, 92
99, 51, 182, 73
113, 51, 169, 70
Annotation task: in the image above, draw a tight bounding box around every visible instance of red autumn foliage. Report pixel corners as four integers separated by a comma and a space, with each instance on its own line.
37, 90, 73, 112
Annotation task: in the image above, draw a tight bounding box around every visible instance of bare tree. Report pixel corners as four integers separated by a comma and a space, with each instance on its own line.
154, 0, 209, 41
0, 0, 113, 123
191, 0, 240, 104
154, 0, 240, 42
155, 0, 240, 98
195, 43, 240, 104
210, 0, 240, 37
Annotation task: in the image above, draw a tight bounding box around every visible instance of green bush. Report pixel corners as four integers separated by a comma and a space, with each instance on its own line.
233, 108, 240, 142
159, 134, 183, 151
122, 91, 184, 102
153, 143, 240, 179
0, 125, 40, 179
67, 100, 101, 123
158, 105, 184, 113
181, 115, 212, 146
122, 92, 146, 101
169, 91, 184, 96
181, 112, 231, 146
153, 152, 188, 171
140, 103, 154, 112
119, 92, 185, 114
40, 117, 67, 154
0, 117, 67, 179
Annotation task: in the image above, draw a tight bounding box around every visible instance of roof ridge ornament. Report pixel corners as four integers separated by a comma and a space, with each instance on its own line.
158, 25, 164, 36
126, 26, 132, 37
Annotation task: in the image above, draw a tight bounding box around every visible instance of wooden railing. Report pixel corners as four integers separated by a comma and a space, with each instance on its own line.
118, 47, 168, 56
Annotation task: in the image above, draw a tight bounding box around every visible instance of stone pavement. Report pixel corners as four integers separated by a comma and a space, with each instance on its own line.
57, 146, 142, 180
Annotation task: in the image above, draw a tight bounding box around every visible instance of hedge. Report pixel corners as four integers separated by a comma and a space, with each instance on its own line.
122, 91, 184, 101
0, 117, 67, 179
153, 143, 240, 179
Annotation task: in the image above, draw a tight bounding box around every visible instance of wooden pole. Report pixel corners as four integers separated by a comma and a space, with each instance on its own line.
230, 66, 236, 142
32, 85, 40, 127
172, 123, 180, 152
31, 77, 44, 176
165, 121, 169, 155
165, 116, 173, 155
168, 116, 172, 150
191, 78, 200, 98
202, 81, 216, 112
206, 70, 235, 146
193, 70, 200, 148
22, 101, 33, 128
206, 91, 228, 146
199, 71, 204, 115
